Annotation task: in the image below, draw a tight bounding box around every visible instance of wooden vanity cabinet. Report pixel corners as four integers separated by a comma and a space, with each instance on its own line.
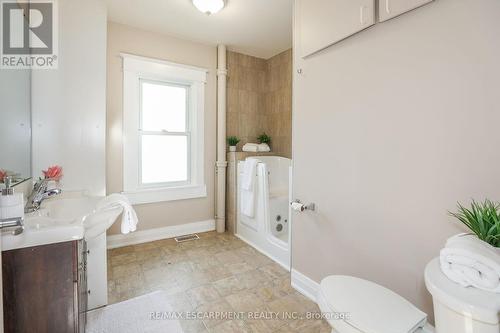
2, 240, 88, 333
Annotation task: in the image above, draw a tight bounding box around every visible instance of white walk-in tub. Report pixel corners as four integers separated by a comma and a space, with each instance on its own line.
236, 156, 291, 268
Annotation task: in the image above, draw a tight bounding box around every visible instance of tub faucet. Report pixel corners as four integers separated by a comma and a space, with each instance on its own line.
25, 179, 62, 213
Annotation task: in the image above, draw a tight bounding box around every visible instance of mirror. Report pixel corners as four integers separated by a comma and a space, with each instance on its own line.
0, 69, 31, 187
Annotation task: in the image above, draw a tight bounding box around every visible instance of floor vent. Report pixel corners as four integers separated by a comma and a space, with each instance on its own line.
174, 234, 200, 243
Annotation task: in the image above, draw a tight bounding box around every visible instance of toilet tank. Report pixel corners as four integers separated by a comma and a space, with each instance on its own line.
425, 258, 500, 333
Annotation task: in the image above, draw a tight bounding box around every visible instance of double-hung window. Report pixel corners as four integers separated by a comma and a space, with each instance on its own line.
122, 54, 207, 204
140, 80, 190, 186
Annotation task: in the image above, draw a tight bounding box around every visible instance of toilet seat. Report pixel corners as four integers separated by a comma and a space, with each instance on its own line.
318, 275, 427, 333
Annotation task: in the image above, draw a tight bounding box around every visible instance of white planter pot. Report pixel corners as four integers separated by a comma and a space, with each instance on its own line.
229, 146, 236, 152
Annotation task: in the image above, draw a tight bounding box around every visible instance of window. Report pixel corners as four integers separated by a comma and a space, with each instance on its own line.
122, 54, 207, 204
140, 80, 189, 186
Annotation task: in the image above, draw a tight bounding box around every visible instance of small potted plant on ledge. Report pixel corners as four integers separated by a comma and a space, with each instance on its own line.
449, 199, 500, 250
257, 133, 271, 152
227, 136, 240, 152
257, 133, 271, 145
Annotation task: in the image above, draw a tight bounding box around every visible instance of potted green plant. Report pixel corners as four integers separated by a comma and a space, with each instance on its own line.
449, 199, 500, 250
257, 133, 271, 145
227, 136, 240, 152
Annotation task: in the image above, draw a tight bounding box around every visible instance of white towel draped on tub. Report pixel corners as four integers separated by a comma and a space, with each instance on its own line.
440, 233, 500, 293
96, 193, 139, 234
240, 159, 259, 218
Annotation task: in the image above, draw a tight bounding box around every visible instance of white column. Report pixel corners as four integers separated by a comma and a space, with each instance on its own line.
216, 45, 228, 233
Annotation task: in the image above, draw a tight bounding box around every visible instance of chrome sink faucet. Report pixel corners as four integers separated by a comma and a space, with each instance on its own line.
25, 178, 62, 213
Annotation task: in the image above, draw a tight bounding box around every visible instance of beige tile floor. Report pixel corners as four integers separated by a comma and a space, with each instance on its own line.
107, 231, 330, 333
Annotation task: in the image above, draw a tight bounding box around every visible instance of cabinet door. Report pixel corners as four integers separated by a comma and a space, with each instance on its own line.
3, 242, 76, 333
378, 0, 433, 22
298, 0, 375, 58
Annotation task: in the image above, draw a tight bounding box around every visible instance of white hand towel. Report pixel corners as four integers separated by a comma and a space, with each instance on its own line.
257, 143, 271, 152
242, 143, 259, 152
241, 158, 259, 191
96, 193, 139, 234
240, 159, 259, 217
440, 233, 500, 293
241, 188, 256, 218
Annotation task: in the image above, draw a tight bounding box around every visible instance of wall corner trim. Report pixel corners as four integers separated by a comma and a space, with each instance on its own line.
106, 219, 216, 249
291, 269, 320, 303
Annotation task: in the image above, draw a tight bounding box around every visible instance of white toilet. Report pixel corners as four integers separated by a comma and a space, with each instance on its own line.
425, 258, 500, 333
317, 258, 500, 333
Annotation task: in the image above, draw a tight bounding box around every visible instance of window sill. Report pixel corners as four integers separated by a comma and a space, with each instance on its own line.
123, 184, 207, 205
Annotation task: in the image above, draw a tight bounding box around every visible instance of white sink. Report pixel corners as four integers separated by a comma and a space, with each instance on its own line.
40, 196, 101, 221
2, 192, 125, 311
2, 193, 123, 251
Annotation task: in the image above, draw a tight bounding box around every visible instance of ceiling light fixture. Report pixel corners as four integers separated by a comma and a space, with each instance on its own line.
192, 0, 225, 15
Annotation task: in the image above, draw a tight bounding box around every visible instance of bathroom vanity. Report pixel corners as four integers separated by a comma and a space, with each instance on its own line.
1, 193, 123, 331
2, 240, 87, 333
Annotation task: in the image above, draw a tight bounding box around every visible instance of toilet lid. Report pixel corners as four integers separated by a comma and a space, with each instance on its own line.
319, 276, 427, 333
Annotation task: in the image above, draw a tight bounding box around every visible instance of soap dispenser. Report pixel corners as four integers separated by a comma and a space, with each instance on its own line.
0, 177, 25, 219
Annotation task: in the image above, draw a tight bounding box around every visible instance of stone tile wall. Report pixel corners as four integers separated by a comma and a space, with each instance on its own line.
226, 50, 292, 158
225, 50, 292, 234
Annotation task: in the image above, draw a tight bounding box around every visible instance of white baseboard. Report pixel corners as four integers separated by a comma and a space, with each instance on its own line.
234, 233, 290, 271
291, 269, 319, 302
107, 219, 215, 249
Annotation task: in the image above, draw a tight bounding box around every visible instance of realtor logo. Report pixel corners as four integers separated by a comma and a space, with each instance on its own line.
1, 0, 58, 68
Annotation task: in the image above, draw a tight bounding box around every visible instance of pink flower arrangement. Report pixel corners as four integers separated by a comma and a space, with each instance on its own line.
42, 165, 63, 181
0, 169, 6, 183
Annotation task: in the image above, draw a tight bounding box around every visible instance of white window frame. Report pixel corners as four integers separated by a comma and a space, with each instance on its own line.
122, 53, 207, 205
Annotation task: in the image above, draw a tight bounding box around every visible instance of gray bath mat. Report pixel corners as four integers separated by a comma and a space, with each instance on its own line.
86, 291, 183, 333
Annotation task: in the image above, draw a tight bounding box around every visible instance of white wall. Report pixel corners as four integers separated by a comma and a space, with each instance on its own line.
32, 0, 107, 195
0, 70, 31, 179
293, 0, 500, 320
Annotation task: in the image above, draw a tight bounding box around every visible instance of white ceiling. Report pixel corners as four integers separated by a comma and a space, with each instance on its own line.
104, 0, 293, 59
